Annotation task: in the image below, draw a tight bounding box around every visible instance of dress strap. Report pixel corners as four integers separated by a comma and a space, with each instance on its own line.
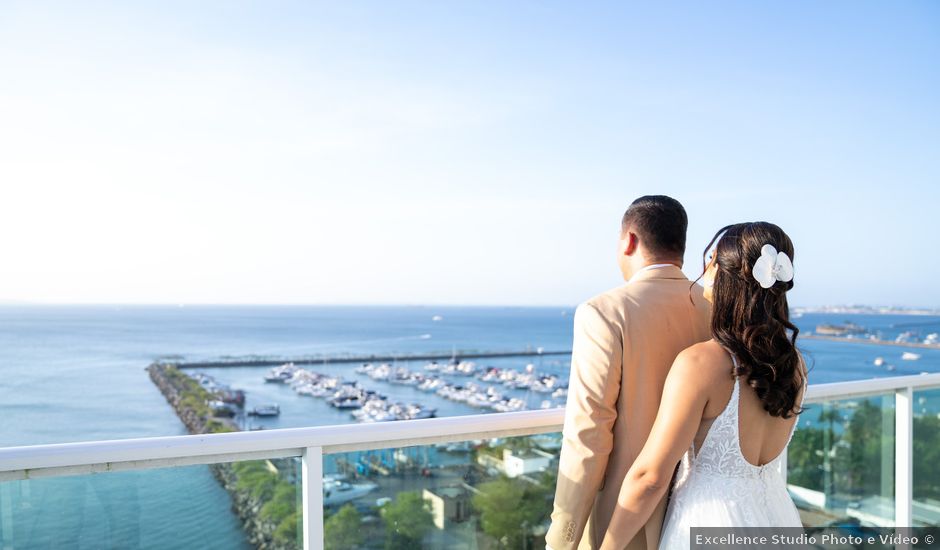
729, 372, 741, 413
720, 344, 740, 378
722, 347, 742, 421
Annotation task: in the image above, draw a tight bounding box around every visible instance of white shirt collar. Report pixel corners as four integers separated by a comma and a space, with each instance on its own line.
627, 263, 677, 283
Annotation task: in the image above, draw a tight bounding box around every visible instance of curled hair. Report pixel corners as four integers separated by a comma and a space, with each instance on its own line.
701, 222, 804, 418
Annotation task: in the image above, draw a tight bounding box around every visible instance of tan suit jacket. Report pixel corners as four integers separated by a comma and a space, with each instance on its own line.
545, 265, 711, 550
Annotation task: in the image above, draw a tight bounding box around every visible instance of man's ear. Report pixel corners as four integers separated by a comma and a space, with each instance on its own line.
624, 232, 639, 256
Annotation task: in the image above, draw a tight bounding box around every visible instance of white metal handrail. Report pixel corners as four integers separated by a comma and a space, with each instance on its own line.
0, 408, 564, 481
2, 373, 937, 480
1, 371, 939, 550
802, 372, 940, 401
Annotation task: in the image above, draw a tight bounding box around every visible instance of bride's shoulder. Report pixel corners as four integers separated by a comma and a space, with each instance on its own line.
662, 341, 733, 409
669, 340, 734, 386
677, 339, 728, 365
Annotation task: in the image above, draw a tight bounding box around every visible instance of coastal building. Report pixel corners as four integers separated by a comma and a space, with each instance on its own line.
423, 486, 471, 530
476, 447, 554, 478
502, 448, 553, 478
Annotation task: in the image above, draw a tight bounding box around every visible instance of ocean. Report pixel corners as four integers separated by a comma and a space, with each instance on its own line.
1, 305, 938, 548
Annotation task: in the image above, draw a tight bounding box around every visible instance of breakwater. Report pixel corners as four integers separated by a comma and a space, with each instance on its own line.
147, 364, 300, 550
803, 334, 940, 349
164, 348, 572, 369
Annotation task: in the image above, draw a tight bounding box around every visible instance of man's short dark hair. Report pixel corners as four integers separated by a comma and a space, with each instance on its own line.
621, 195, 688, 259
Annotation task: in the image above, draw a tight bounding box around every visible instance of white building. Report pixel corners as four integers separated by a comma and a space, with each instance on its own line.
502, 448, 552, 478
423, 486, 471, 530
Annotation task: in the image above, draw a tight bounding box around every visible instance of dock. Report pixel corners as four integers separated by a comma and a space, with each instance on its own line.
163, 348, 573, 369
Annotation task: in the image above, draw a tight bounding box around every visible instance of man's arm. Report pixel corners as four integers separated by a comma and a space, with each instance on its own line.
545, 302, 623, 549
598, 349, 711, 550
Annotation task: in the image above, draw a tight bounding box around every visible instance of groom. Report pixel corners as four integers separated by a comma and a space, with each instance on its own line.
546, 196, 711, 550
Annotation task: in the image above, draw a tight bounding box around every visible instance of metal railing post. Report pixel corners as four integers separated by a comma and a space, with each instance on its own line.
302, 446, 324, 550
895, 386, 913, 527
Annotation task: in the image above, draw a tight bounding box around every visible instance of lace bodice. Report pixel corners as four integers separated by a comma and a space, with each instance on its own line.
659, 351, 805, 548
682, 375, 797, 481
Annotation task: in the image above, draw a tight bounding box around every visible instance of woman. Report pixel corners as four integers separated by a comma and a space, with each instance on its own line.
599, 221, 807, 550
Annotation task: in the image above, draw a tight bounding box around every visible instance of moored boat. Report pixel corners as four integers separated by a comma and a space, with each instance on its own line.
248, 404, 280, 417
323, 475, 378, 507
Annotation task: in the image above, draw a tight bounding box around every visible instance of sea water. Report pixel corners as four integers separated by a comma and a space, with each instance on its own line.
0, 305, 937, 548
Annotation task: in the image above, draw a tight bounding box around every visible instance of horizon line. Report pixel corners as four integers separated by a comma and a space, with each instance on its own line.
0, 301, 938, 311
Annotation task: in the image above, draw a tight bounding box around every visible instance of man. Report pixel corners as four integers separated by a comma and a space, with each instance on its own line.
546, 195, 711, 550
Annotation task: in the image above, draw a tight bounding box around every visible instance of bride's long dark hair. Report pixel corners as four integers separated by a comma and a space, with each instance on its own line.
701, 222, 804, 418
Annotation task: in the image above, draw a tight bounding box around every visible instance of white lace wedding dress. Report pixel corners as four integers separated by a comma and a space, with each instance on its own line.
658, 353, 804, 549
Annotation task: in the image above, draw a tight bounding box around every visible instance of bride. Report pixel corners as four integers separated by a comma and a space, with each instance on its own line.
599, 221, 807, 550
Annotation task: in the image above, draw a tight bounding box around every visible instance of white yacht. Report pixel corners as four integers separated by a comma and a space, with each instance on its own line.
322, 475, 378, 507
248, 404, 280, 417
263, 362, 298, 383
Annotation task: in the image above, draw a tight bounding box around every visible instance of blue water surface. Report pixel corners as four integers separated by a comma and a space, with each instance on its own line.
0, 305, 938, 548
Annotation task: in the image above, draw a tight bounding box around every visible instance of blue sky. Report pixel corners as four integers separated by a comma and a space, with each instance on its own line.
0, 1, 938, 307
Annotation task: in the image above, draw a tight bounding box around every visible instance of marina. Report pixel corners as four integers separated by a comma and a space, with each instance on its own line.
3, 306, 940, 549
203, 356, 570, 426
179, 313, 940, 437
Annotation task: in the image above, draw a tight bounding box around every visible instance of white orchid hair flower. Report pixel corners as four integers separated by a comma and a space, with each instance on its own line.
751, 244, 794, 289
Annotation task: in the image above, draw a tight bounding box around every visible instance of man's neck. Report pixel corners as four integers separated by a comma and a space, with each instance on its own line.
639, 259, 682, 271
646, 255, 682, 267
627, 262, 680, 283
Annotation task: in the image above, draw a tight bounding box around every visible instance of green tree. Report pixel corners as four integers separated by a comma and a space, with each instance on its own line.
788, 399, 940, 508
325, 504, 364, 550
472, 476, 553, 549
913, 413, 940, 501
787, 427, 825, 489
840, 400, 890, 496
273, 512, 300, 546
260, 482, 297, 526
380, 491, 434, 550
234, 463, 279, 501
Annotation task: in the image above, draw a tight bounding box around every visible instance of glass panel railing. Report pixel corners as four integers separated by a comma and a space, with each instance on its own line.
322, 432, 562, 549
0, 458, 301, 550
913, 388, 940, 527
787, 393, 896, 529
4, 384, 939, 548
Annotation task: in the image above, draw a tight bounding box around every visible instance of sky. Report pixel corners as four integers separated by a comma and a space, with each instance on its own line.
0, 1, 938, 307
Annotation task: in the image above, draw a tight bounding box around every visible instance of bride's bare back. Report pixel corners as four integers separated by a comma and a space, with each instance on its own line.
694, 339, 805, 467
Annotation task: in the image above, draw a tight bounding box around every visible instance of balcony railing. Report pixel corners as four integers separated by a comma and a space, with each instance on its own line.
1, 372, 939, 549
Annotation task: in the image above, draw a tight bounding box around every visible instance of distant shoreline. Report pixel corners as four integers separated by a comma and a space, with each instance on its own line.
794, 308, 940, 317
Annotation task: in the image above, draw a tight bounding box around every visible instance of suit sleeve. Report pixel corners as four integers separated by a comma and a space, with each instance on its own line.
546, 302, 623, 549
